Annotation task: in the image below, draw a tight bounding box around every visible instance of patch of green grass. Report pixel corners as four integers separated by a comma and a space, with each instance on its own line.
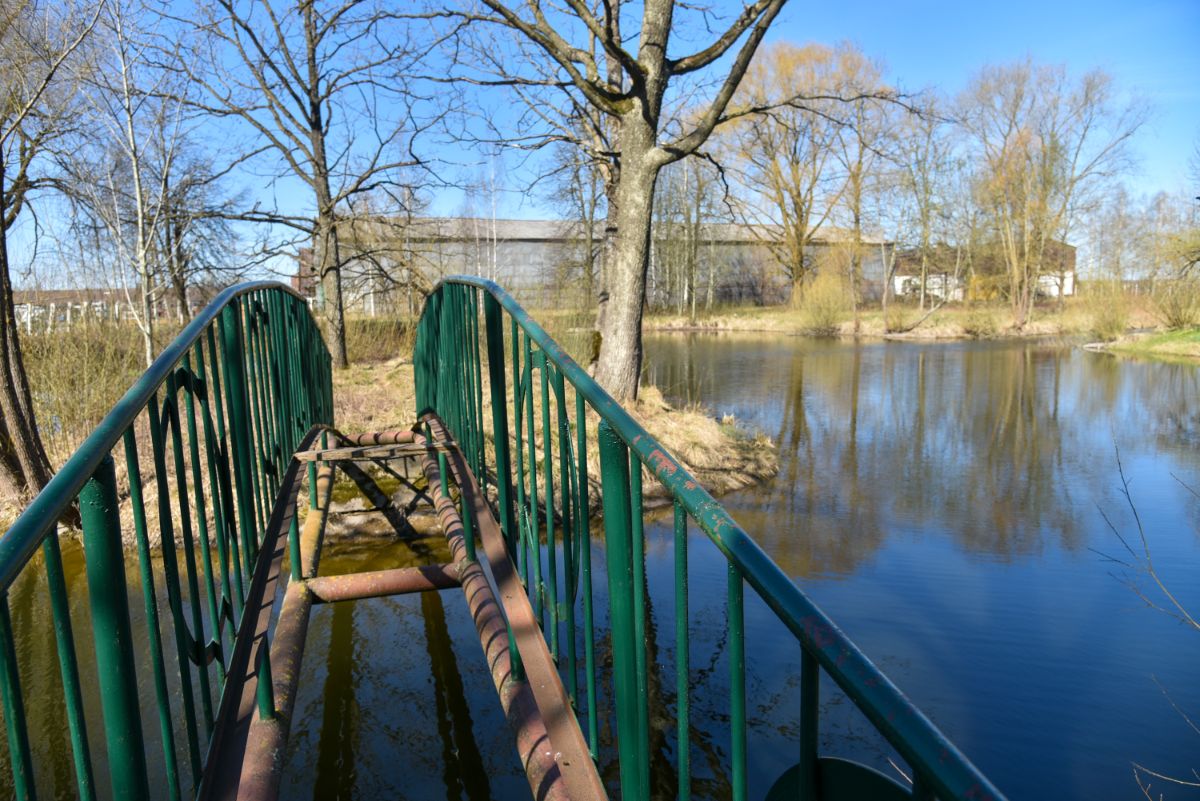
1108, 328, 1200, 360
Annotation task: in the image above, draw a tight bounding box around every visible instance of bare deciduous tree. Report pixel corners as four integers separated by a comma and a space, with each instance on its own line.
181, 0, 432, 368
719, 42, 848, 306
960, 60, 1146, 328
894, 94, 954, 310
435, 0, 788, 400
66, 0, 191, 366
0, 0, 98, 501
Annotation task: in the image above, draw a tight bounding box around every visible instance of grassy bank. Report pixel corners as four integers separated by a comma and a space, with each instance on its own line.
336, 357, 777, 514
1105, 328, 1200, 360
645, 297, 1160, 341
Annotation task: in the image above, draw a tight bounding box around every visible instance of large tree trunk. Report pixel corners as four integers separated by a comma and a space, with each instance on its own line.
789, 238, 807, 308
595, 129, 659, 402
0, 162, 53, 502
315, 210, 349, 369
306, 4, 349, 370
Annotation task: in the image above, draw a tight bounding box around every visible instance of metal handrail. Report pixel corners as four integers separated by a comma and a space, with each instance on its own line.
0, 281, 310, 593
0, 281, 332, 801
415, 276, 1007, 801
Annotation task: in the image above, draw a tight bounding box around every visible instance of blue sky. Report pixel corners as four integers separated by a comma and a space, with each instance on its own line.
759, 0, 1198, 197
440, 0, 1199, 219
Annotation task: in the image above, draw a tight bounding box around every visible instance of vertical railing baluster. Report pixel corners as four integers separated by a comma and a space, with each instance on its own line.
266, 293, 287, 456
799, 649, 819, 800
220, 302, 260, 574
256, 643, 276, 721
81, 455, 151, 801
42, 526, 98, 801
288, 506, 302, 584
122, 429, 180, 801
511, 317, 526, 581
538, 353, 559, 658
630, 453, 650, 799
242, 303, 270, 536
576, 392, 598, 756
728, 563, 746, 801
554, 370, 576, 698
165, 371, 215, 733
471, 289, 484, 480
182, 354, 224, 685
598, 420, 647, 801
471, 288, 486, 495
674, 501, 690, 801
207, 324, 248, 605
192, 340, 240, 631
483, 293, 522, 681
523, 333, 542, 628
148, 392, 204, 784
0, 592, 36, 801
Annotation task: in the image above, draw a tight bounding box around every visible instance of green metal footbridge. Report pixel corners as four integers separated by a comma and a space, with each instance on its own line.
0, 278, 1007, 800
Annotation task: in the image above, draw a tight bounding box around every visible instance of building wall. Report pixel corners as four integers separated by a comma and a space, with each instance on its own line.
312, 218, 896, 313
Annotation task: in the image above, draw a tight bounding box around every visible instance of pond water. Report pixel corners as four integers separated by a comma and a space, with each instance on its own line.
640, 332, 1200, 801
5, 335, 1199, 800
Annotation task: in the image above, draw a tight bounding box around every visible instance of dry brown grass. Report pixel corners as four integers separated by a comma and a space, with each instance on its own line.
647, 295, 1159, 341
331, 353, 777, 514
625, 386, 777, 504
333, 357, 417, 433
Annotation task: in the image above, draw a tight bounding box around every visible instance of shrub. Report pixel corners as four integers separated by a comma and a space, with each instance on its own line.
1152, 280, 1200, 330
962, 307, 999, 339
22, 321, 147, 463
1089, 293, 1129, 341
798, 271, 848, 336
884, 304, 914, 333
344, 317, 415, 363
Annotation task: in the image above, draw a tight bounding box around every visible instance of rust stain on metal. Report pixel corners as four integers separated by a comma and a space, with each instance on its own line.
648, 449, 677, 476
305, 563, 460, 603
421, 421, 607, 801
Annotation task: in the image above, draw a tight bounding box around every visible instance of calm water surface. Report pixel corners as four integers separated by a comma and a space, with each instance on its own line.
5, 335, 1198, 800
641, 333, 1200, 801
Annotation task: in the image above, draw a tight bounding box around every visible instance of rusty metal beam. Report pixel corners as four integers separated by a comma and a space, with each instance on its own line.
421, 452, 573, 801
293, 441, 450, 463
197, 429, 326, 801
339, 429, 416, 446
300, 464, 336, 579
222, 460, 336, 801
420, 422, 607, 801
305, 563, 461, 603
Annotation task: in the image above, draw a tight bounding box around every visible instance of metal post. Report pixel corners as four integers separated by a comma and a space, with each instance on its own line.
729, 564, 746, 801
483, 294, 516, 550
256, 645, 275, 721
598, 420, 646, 801
482, 292, 524, 683
220, 303, 260, 568
0, 596, 35, 801
80, 455, 151, 801
799, 649, 820, 800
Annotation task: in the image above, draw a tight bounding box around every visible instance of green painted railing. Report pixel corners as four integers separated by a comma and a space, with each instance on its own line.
0, 283, 332, 800
416, 277, 1008, 801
